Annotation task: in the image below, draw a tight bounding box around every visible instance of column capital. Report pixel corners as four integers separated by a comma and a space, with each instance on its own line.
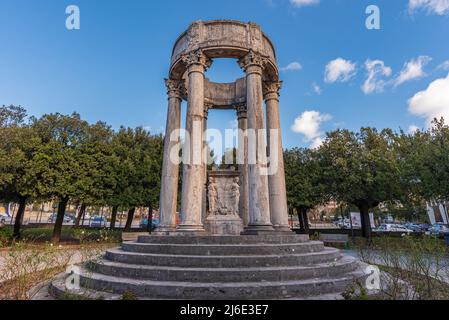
204, 102, 213, 119
182, 49, 212, 72
165, 79, 186, 99
263, 81, 282, 101
236, 104, 247, 120
238, 50, 268, 75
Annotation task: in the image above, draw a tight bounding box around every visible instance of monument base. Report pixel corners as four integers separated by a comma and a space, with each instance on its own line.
175, 224, 207, 236
273, 225, 294, 233
205, 215, 244, 235
153, 226, 177, 236
50, 234, 368, 300
241, 224, 277, 235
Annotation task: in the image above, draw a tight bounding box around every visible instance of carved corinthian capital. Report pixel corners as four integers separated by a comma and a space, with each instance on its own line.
263, 81, 282, 99
236, 104, 248, 120
181, 49, 212, 71
238, 50, 268, 72
165, 79, 186, 98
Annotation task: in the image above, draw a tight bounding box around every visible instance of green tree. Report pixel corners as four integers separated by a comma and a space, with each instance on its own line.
30, 113, 89, 243
394, 119, 449, 222
73, 121, 117, 226
317, 128, 402, 238
0, 106, 42, 238
108, 127, 163, 231
284, 148, 325, 233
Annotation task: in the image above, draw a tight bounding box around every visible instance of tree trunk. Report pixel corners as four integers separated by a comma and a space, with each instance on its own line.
358, 201, 372, 239
52, 197, 69, 244
147, 203, 153, 234
124, 207, 135, 232
13, 196, 27, 239
110, 206, 118, 230
75, 203, 86, 227
296, 207, 305, 233
302, 207, 310, 233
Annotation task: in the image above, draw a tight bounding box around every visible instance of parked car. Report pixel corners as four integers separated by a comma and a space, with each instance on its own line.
377, 224, 413, 234
90, 216, 108, 228
338, 219, 352, 229
139, 217, 160, 230
0, 214, 12, 225
47, 213, 74, 223
426, 223, 449, 236
404, 223, 424, 233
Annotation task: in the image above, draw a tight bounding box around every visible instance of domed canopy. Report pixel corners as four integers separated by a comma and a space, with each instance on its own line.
169, 20, 279, 82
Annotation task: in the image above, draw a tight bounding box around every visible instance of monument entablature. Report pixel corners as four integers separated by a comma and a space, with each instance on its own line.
169, 20, 279, 82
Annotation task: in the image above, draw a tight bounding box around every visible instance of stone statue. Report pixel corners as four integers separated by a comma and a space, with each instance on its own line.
231, 177, 240, 215
208, 182, 218, 215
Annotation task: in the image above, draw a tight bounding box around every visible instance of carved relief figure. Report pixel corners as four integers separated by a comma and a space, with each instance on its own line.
231, 177, 240, 215
208, 182, 218, 215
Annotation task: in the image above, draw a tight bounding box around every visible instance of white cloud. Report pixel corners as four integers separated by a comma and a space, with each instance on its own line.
409, 0, 449, 15
291, 110, 332, 148
408, 72, 449, 126
290, 0, 320, 8
361, 59, 393, 94
393, 56, 432, 87
437, 60, 449, 71
324, 58, 357, 83
312, 82, 322, 95
280, 61, 302, 72
408, 125, 420, 134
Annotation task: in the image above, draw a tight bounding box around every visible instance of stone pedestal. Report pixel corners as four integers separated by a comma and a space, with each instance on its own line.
205, 215, 244, 235
205, 170, 244, 235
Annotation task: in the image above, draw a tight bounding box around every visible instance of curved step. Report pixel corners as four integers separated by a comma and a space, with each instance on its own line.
76, 268, 366, 300
105, 248, 342, 268
137, 234, 309, 245
121, 241, 325, 256
86, 256, 359, 282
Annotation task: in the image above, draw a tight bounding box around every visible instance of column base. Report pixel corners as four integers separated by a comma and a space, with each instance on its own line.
272, 225, 293, 233
154, 226, 177, 235
241, 224, 276, 235
176, 224, 207, 236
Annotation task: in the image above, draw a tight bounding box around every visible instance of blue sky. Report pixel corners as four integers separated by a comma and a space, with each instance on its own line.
1, 0, 449, 154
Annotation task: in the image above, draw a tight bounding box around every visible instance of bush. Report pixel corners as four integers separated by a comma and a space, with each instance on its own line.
356, 235, 449, 300
0, 226, 13, 247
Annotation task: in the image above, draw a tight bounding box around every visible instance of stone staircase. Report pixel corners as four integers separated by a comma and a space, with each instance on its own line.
50, 234, 367, 300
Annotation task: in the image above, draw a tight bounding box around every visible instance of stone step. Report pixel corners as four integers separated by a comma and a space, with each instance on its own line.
86, 256, 359, 283
105, 247, 342, 268
121, 241, 325, 256
75, 268, 366, 300
137, 234, 309, 245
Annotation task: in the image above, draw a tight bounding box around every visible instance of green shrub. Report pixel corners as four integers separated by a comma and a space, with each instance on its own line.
0, 226, 13, 247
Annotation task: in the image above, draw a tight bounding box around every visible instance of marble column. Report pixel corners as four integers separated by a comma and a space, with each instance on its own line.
264, 81, 291, 232
157, 79, 184, 234
237, 105, 249, 227
238, 50, 274, 234
202, 104, 211, 225
177, 50, 212, 234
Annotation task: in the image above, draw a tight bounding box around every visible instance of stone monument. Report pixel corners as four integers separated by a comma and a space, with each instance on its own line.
157, 19, 290, 235
51, 20, 367, 300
